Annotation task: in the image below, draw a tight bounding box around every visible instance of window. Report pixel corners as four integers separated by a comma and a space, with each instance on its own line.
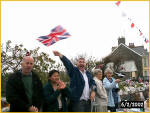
144, 71, 148, 76
144, 57, 147, 67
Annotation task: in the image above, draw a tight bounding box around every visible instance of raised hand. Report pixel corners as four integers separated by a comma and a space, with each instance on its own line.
53, 51, 63, 57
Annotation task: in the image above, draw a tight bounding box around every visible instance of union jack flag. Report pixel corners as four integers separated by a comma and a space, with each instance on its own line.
37, 25, 71, 46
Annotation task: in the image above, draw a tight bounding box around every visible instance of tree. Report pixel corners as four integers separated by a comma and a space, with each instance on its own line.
1, 40, 57, 96
1, 40, 24, 75
1, 40, 103, 96
70, 53, 98, 73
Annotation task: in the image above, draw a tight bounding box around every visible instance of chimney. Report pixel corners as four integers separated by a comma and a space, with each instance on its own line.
129, 43, 135, 48
118, 37, 125, 45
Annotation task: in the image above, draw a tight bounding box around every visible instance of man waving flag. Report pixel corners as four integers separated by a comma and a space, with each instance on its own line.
37, 25, 71, 46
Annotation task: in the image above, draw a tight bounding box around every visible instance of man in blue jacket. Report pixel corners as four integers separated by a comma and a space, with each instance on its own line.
53, 51, 96, 112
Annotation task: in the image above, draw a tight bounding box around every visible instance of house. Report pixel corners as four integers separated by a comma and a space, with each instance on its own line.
107, 37, 149, 81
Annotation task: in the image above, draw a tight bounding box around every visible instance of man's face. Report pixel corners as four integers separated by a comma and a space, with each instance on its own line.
21, 57, 34, 74
77, 58, 86, 72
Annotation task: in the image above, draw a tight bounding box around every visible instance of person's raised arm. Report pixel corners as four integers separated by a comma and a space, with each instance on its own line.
53, 51, 74, 77
103, 78, 120, 89
53, 51, 63, 58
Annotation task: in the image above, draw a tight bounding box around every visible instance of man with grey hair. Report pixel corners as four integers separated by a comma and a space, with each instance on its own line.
6, 56, 43, 112
53, 51, 96, 112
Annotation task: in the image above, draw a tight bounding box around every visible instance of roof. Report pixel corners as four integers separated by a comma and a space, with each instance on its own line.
111, 43, 142, 57
111, 44, 149, 57
131, 46, 149, 56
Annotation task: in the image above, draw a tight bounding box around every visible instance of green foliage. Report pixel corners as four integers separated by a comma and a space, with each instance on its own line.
1, 40, 105, 96
136, 83, 143, 88
118, 82, 126, 91
1, 40, 57, 95
59, 71, 70, 83
1, 40, 25, 75
70, 53, 98, 73
1, 74, 8, 97
33, 52, 56, 84
86, 56, 97, 73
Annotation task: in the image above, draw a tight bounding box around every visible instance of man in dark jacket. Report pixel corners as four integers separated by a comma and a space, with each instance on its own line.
6, 56, 43, 112
53, 51, 96, 112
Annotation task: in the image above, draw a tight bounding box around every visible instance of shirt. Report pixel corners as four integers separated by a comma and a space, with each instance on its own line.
21, 72, 33, 104
80, 70, 90, 101
57, 94, 62, 109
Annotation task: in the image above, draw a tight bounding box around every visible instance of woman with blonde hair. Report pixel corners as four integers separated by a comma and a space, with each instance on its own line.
93, 69, 108, 112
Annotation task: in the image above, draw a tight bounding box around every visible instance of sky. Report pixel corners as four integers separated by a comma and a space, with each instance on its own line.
1, 1, 149, 62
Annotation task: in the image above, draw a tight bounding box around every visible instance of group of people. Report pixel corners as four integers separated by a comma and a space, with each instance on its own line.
6, 51, 121, 112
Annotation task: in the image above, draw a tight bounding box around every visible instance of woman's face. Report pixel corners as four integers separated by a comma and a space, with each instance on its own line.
106, 72, 112, 80
96, 72, 103, 80
49, 72, 60, 83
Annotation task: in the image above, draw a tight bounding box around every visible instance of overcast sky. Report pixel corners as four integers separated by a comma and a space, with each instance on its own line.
1, 1, 149, 62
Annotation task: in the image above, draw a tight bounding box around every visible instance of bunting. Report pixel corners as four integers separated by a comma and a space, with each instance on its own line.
115, 1, 149, 44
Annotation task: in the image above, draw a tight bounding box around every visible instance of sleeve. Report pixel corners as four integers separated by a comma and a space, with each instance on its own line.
103, 78, 117, 89
33, 75, 44, 110
43, 86, 60, 104
95, 81, 102, 98
88, 73, 97, 92
61, 86, 72, 98
6, 76, 31, 111
60, 56, 75, 77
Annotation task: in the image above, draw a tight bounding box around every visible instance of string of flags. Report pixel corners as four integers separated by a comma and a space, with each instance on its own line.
37, 2, 148, 46
37, 25, 71, 46
115, 1, 149, 44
